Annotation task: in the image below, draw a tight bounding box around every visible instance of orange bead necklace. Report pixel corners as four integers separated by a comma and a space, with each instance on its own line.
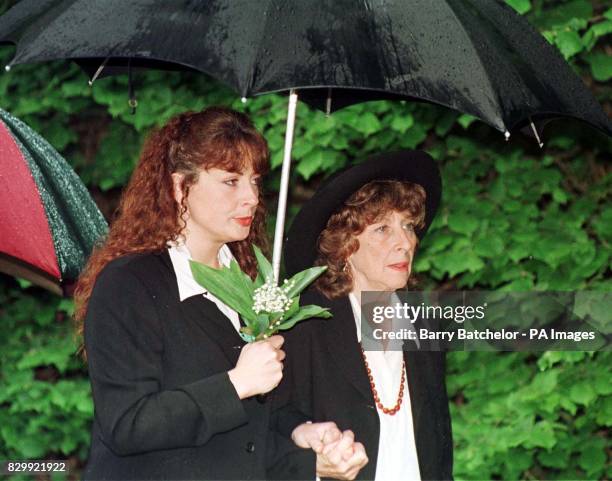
360, 345, 405, 415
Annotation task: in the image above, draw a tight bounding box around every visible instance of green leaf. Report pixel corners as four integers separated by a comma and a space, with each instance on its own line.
270, 149, 284, 169
16, 337, 76, 374
60, 436, 78, 454
16, 278, 33, 289
435, 111, 458, 137
573, 291, 612, 329
524, 421, 557, 449
390, 113, 414, 133
292, 139, 314, 160
283, 266, 328, 299
595, 396, 612, 426
552, 187, 568, 204
423, 232, 454, 253
255, 313, 272, 336
536, 0, 592, 30
253, 244, 273, 282
457, 114, 477, 129
554, 30, 583, 59
190, 260, 255, 320
473, 236, 504, 258
283, 296, 300, 320
431, 246, 485, 277
584, 52, 612, 82
541, 30, 555, 45
578, 439, 606, 475
505, 0, 531, 15
15, 436, 47, 458
448, 212, 480, 235
591, 207, 612, 243
354, 112, 382, 135
297, 150, 326, 180
277, 304, 332, 331
569, 382, 597, 406
229, 256, 256, 294
582, 21, 612, 51
593, 370, 612, 395
398, 123, 427, 149
538, 448, 569, 469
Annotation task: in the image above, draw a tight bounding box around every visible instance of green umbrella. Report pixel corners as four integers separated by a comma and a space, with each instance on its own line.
0, 108, 108, 296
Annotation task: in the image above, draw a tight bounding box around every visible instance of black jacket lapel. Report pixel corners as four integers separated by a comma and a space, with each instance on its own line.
323, 296, 373, 402
158, 250, 246, 366
403, 350, 425, 435
179, 295, 246, 366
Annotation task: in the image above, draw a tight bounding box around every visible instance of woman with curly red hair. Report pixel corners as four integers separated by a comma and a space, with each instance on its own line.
74, 106, 315, 480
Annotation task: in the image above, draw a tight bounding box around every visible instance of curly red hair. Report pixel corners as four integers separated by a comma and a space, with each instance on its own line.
314, 180, 426, 299
74, 107, 270, 356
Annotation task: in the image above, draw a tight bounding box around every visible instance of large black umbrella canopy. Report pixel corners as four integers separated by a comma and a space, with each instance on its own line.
1, 0, 610, 136
2, 0, 610, 281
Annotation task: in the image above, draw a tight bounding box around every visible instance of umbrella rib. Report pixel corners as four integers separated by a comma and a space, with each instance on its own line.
243, 0, 275, 97
442, 0, 507, 133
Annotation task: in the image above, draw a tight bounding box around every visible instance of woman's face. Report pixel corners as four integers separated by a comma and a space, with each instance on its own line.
173, 165, 260, 245
348, 210, 418, 293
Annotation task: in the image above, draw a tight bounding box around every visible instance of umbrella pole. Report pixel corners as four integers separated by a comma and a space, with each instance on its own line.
272, 89, 298, 283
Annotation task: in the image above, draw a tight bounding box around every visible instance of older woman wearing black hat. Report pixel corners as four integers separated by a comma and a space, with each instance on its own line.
275, 150, 453, 481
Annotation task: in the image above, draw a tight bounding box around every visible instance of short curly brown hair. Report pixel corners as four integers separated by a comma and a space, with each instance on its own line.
314, 179, 427, 299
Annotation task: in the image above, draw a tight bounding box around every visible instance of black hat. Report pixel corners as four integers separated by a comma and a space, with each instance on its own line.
284, 150, 442, 277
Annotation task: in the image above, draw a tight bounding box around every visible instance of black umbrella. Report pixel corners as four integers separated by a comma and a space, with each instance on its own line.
1, 0, 610, 278
1, 0, 610, 134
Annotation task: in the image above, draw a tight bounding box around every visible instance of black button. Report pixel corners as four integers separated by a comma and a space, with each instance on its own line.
245, 441, 255, 453
256, 393, 267, 404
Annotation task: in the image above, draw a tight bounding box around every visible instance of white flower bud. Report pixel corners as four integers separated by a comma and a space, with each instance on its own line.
252, 280, 292, 315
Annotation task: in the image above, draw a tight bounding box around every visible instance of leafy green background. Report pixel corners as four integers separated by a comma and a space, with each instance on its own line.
0, 0, 610, 479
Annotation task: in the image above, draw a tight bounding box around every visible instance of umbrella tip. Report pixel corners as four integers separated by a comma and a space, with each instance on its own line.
89, 57, 109, 87
504, 130, 511, 141
529, 117, 544, 148
241, 97, 248, 104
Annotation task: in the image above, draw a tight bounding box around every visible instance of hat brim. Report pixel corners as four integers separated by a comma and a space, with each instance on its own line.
284, 150, 442, 277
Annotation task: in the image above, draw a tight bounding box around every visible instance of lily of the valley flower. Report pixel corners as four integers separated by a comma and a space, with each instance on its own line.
253, 279, 294, 314
190, 245, 331, 342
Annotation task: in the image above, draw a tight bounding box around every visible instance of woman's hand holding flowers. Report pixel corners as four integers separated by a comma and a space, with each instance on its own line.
228, 335, 285, 399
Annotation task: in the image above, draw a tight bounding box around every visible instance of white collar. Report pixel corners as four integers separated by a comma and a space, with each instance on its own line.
348, 291, 419, 349
348, 292, 363, 342
167, 242, 235, 302
349, 292, 401, 341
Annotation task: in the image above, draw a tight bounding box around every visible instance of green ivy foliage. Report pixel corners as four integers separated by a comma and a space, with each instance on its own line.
0, 0, 610, 479
0, 284, 91, 480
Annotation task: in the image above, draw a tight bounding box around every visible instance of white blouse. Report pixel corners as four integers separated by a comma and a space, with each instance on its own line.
167, 242, 241, 333
348, 292, 421, 481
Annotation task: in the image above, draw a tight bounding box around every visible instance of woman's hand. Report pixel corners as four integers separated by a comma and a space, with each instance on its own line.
291, 421, 342, 453
228, 335, 285, 399
316, 430, 368, 480
292, 423, 368, 480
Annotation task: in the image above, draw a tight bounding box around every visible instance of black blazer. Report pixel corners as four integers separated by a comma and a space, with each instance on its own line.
275, 289, 454, 481
83, 251, 314, 481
